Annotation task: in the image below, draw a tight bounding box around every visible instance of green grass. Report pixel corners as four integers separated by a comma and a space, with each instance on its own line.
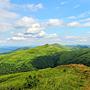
0, 44, 90, 90
0, 44, 70, 74
0, 44, 90, 75
0, 64, 90, 90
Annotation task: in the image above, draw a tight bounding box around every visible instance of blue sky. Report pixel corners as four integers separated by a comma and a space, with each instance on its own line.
0, 0, 90, 46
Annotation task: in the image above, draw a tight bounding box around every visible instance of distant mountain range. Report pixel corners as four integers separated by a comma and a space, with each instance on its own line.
0, 44, 89, 53
0, 46, 37, 53
0, 47, 18, 53
67, 45, 90, 48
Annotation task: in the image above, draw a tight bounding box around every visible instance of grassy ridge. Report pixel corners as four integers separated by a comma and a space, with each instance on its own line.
0, 44, 69, 74
0, 64, 90, 90
57, 48, 90, 66
0, 44, 90, 90
0, 44, 90, 75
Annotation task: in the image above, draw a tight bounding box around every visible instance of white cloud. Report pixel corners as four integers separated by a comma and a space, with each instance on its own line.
27, 23, 43, 33
15, 3, 44, 12
0, 0, 18, 21
67, 11, 90, 20
0, 0, 44, 11
78, 11, 90, 18
83, 22, 90, 27
67, 16, 77, 19
47, 19, 64, 26
0, 39, 7, 43
0, 0, 12, 9
64, 35, 90, 43
67, 21, 90, 27
0, 23, 13, 31
10, 36, 26, 41
67, 21, 81, 27
0, 0, 19, 32
38, 31, 46, 37
80, 18, 90, 22
9, 21, 58, 42
9, 31, 58, 41
46, 33, 58, 38
0, 0, 44, 32
26, 3, 43, 11
16, 17, 90, 29
0, 9, 18, 21
16, 16, 37, 27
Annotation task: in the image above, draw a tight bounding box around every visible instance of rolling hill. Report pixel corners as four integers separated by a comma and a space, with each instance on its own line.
0, 44, 90, 90
0, 44, 90, 75
0, 64, 90, 90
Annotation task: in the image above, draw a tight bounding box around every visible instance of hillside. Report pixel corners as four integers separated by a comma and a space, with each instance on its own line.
0, 44, 69, 74
0, 44, 90, 90
0, 44, 90, 75
0, 64, 90, 90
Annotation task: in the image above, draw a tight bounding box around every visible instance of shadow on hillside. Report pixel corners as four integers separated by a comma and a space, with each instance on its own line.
31, 53, 61, 69
31, 49, 90, 69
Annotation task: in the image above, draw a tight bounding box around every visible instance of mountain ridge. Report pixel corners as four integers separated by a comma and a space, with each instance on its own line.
0, 44, 90, 75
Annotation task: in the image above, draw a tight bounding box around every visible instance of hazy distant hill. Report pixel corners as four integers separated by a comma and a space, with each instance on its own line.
0, 46, 35, 53
0, 47, 19, 53
67, 45, 90, 48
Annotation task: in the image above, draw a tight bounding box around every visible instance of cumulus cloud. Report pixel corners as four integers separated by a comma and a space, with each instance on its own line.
47, 19, 64, 26
6, 15, 90, 43
9, 31, 58, 41
9, 18, 59, 41
16, 16, 37, 27
27, 23, 44, 34
0, 0, 44, 32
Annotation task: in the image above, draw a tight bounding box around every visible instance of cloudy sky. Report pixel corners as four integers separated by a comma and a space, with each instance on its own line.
0, 0, 90, 46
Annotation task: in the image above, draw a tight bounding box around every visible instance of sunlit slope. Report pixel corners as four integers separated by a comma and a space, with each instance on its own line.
0, 44, 90, 75
0, 44, 69, 74
0, 64, 90, 90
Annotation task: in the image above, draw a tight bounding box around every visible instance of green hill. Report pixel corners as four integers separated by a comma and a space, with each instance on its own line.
0, 44, 90, 75
0, 64, 90, 90
0, 44, 90, 90
57, 48, 90, 66
0, 44, 69, 74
